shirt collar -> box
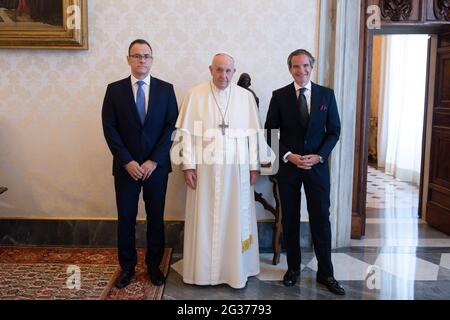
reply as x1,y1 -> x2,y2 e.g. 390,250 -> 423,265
294,80 -> 311,93
131,74 -> 151,86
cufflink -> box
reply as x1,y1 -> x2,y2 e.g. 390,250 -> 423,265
319,155 -> 324,164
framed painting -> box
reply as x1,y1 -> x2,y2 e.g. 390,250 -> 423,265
0,0 -> 87,49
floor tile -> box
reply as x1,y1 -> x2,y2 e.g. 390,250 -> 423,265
374,253 -> 440,281
257,254 -> 307,281
350,238 -> 450,247
171,254 -> 308,282
306,253 -> 373,281
440,254 -> 450,270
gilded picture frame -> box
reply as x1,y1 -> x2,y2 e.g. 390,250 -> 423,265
0,0 -> 87,49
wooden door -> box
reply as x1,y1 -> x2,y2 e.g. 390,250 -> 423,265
426,32 -> 450,235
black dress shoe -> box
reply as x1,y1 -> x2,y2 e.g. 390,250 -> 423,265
282,269 -> 300,287
317,276 -> 346,295
148,267 -> 165,286
115,270 -> 135,289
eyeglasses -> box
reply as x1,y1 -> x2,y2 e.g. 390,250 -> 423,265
129,54 -> 153,61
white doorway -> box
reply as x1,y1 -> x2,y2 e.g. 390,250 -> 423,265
366,34 -> 429,238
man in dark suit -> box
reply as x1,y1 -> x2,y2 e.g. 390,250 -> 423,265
265,49 -> 345,295
102,39 -> 178,289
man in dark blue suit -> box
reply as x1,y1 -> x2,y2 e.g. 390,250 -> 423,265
265,49 -> 345,295
102,39 -> 178,289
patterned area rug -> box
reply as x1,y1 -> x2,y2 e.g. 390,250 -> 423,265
100,248 -> 172,300
0,246 -> 172,300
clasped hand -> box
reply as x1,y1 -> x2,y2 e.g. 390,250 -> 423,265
125,160 -> 157,181
287,154 -> 321,170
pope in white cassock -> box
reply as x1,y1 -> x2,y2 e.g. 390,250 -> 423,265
174,53 -> 262,289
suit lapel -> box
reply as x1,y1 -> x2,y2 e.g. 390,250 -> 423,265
303,82 -> 320,137
145,77 -> 159,126
309,82 -> 320,120
287,82 -> 300,121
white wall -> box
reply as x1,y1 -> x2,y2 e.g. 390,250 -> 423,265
0,0 -> 319,220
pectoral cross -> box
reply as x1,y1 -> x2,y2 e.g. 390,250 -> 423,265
219,119 -> 229,135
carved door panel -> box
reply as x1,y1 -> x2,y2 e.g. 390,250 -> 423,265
380,0 -> 450,24
426,32 -> 450,235
430,0 -> 450,22
380,0 -> 421,22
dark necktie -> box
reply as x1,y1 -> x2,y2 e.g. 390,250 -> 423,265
136,80 -> 146,124
298,87 -> 309,127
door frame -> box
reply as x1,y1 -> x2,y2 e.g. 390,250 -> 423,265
351,1 -> 450,239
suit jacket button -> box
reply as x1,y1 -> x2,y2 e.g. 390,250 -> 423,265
304,140 -> 307,145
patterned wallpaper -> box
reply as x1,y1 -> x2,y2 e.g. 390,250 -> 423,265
0,0 -> 319,219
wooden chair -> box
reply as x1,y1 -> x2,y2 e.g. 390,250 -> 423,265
254,176 -> 282,265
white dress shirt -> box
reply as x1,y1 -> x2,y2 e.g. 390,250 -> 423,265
283,81 -> 312,163
131,74 -> 151,114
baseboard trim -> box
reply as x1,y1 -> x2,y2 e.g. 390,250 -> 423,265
0,219 -> 312,253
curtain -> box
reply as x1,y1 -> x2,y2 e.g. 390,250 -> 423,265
377,34 -> 429,185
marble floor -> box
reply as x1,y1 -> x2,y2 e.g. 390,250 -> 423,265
163,166 -> 450,300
